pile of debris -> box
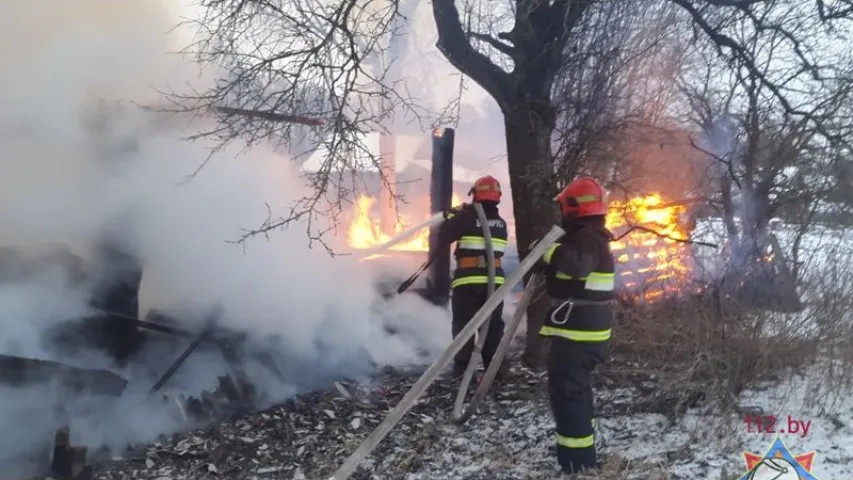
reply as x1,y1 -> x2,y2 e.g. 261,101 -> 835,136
84,352 -> 682,480
91,362 -> 551,480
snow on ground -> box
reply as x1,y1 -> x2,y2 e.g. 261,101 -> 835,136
92,219 -> 853,480
603,374 -> 853,479
93,349 -> 853,480
399,367 -> 853,479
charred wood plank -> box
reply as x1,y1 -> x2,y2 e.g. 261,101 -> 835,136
50,427 -> 92,480
0,355 -> 127,396
148,330 -> 210,394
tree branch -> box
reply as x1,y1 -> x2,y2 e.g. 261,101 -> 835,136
432,0 -> 514,106
614,225 -> 719,249
469,32 -> 517,57
214,106 -> 327,127
668,0 -> 847,147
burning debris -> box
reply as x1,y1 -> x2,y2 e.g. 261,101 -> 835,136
51,427 -> 94,480
0,247 -> 299,476
0,354 -> 127,397
605,193 -> 697,303
352,189 -> 703,304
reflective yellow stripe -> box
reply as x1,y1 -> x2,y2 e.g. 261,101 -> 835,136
451,275 -> 506,288
575,194 -> 599,204
542,243 -> 560,265
556,433 -> 594,449
458,236 -> 508,252
585,272 -> 615,291
553,271 -> 614,292
539,326 -> 611,342
458,236 -> 508,247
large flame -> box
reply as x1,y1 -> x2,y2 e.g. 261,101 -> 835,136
605,193 -> 693,302
348,193 -> 463,252
347,191 -> 694,302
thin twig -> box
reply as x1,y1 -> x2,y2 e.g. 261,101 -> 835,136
613,225 -> 718,249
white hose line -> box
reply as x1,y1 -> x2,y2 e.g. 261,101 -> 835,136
325,226 -> 565,480
455,271 -> 544,423
452,202 -> 495,418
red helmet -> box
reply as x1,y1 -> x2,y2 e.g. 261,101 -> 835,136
469,175 -> 502,203
554,176 -> 607,218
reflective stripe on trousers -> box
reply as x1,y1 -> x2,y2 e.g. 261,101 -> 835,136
556,432 -> 594,449
451,275 -> 506,289
548,338 -> 607,473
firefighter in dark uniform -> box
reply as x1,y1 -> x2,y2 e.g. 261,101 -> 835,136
439,175 -> 510,378
537,176 -> 615,477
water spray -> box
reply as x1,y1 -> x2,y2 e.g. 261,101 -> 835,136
354,213 -> 448,260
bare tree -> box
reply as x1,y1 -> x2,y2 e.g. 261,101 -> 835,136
552,2 -> 688,175
676,23 -> 853,310
431,0 -> 853,364
166,0 -> 441,249
175,0 -> 853,366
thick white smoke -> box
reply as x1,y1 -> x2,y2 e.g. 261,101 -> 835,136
0,0 -> 450,473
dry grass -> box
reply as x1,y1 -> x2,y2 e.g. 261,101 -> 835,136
576,455 -> 671,480
604,246 -> 853,420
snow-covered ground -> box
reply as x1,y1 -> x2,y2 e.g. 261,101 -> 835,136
499,301 -> 853,479
606,377 -> 853,479
90,218 -> 853,479
93,355 -> 853,480
403,378 -> 853,479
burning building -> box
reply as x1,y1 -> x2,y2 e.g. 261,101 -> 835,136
341,128 -> 700,305
348,190 -> 698,301
331,124 -> 706,306
348,192 -> 465,253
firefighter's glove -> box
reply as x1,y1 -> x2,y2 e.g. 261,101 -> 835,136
443,202 -> 469,220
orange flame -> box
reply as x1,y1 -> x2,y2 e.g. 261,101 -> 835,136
348,193 -> 463,252
605,193 -> 693,302
348,191 -> 694,302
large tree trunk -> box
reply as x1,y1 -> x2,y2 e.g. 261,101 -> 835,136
504,101 -> 559,368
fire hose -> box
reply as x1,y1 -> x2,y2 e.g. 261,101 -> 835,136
454,271 -> 545,423
375,204 -> 468,295
451,202 -> 496,419
325,225 -> 564,480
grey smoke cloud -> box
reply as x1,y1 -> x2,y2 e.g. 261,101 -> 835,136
0,0 -> 451,474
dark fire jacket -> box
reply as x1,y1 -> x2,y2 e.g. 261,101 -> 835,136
438,201 -> 509,289
536,216 -> 616,342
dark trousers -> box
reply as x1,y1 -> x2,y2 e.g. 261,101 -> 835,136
451,284 -> 504,373
547,336 -> 609,474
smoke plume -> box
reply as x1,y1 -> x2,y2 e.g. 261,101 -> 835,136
0,0 -> 450,473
